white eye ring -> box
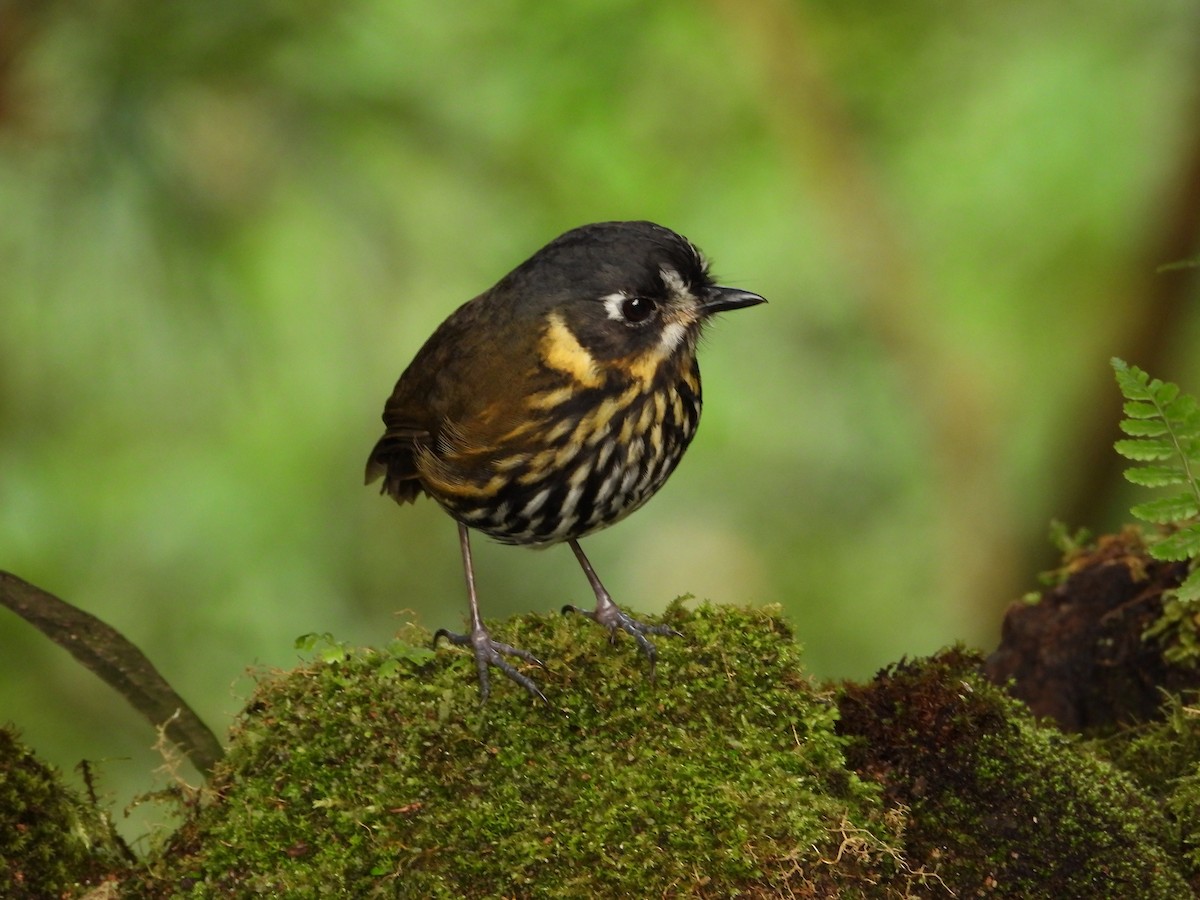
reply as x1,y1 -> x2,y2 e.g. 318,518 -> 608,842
601,292 -> 658,325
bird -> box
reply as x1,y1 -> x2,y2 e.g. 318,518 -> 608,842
366,220 -> 765,701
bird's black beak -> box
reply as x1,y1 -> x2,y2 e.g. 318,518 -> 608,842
700,286 -> 767,316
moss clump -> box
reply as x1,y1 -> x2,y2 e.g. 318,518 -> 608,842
1091,693 -> 1200,889
838,648 -> 1189,898
0,725 -> 128,898
132,602 -> 911,898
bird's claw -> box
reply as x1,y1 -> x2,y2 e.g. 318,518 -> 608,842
433,626 -> 547,704
561,603 -> 680,678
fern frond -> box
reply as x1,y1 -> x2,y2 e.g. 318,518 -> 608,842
1112,359 -> 1200,664
1111,358 -> 1200,559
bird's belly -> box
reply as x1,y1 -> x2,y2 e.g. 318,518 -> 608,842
431,378 -> 701,546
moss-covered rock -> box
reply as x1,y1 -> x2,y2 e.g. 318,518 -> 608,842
838,648 -> 1189,898
130,602 -> 909,898
0,725 -> 128,898
10,602 -> 1197,897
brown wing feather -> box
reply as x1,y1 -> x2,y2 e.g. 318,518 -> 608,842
365,292 -> 541,505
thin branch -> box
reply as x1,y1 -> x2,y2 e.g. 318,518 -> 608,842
0,570 -> 224,775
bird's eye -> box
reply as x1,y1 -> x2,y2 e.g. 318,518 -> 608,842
620,297 -> 657,324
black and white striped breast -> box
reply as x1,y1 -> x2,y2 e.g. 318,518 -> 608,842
440,364 -> 702,546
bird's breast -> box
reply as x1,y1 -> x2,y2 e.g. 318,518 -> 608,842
419,359 -> 702,545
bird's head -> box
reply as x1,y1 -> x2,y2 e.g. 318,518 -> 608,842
499,221 -> 766,389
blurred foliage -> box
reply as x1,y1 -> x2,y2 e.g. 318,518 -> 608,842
1,0 -> 1199,840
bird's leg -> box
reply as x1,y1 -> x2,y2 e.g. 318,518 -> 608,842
433,522 -> 547,704
562,539 -> 681,678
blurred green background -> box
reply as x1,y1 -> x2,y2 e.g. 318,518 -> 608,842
2,0 -> 1199,843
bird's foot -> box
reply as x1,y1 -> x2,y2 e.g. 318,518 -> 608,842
433,625 -> 547,704
561,601 -> 681,677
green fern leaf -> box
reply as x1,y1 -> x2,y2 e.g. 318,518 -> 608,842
1114,437 -> 1176,461
1123,400 -> 1162,420
1164,390 -> 1198,413
1131,495 -> 1200,524
1152,524 -> 1200,562
1124,466 -> 1187,488
1119,419 -> 1170,437
1154,382 -> 1181,404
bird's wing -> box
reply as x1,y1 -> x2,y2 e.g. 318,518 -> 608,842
366,298 -> 540,503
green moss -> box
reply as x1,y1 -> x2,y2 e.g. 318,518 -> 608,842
132,602 -> 908,897
0,725 -> 128,897
838,649 -> 1189,898
1091,693 -> 1200,884
117,610 -> 1196,897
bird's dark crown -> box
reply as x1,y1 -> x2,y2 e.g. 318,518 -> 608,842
493,221 -> 717,380
496,221 -> 710,305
